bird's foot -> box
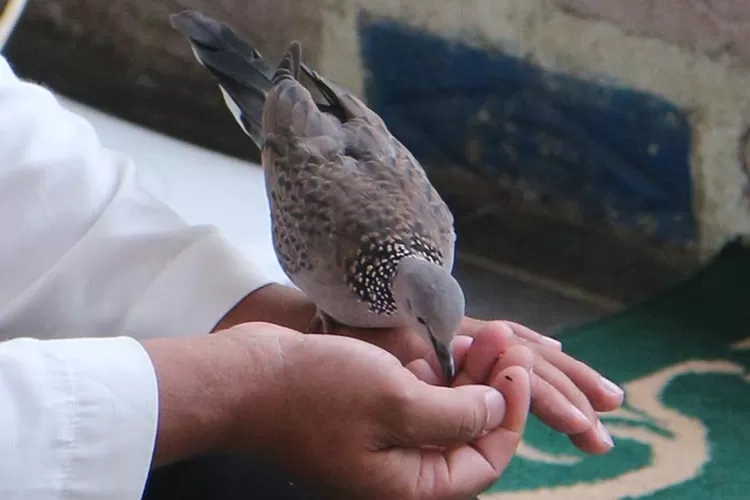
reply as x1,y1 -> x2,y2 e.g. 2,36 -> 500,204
307,309 -> 341,334
307,314 -> 323,334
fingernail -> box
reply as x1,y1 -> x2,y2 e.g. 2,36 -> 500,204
597,420 -> 614,448
484,389 -> 506,430
600,376 -> 625,398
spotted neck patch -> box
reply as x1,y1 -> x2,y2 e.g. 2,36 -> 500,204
346,233 -> 443,315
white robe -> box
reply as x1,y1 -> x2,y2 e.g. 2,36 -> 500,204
0,55 -> 273,499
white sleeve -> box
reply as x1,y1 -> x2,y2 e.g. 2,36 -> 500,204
0,335 -> 158,500
0,55 -> 273,341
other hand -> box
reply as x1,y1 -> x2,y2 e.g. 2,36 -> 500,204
334,317 -> 623,455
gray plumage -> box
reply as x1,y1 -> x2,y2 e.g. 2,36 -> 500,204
171,10 -> 465,381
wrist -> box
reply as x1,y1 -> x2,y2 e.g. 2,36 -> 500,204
212,283 -> 316,333
143,334 -> 246,466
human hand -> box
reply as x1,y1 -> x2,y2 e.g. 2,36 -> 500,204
213,284 -> 619,455
207,322 -> 532,499
335,317 -> 624,455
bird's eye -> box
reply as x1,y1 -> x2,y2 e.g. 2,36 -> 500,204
417,317 -> 426,325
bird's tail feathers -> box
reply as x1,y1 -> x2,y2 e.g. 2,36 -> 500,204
172,11 -> 384,146
271,41 -> 302,86
170,10 -> 275,148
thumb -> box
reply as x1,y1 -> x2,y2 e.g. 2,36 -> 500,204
388,382 -> 507,448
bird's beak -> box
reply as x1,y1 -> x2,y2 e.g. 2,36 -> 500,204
430,334 -> 456,384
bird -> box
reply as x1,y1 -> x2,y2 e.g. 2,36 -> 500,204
170,9 -> 466,382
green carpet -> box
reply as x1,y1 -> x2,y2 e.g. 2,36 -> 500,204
483,239 -> 750,499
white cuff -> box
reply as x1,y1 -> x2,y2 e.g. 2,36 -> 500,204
0,336 -> 158,499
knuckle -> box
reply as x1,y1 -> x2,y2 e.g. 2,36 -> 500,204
383,379 -> 414,409
456,402 -> 484,440
382,382 -> 420,433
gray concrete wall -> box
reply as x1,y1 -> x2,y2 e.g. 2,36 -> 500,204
315,0 -> 750,258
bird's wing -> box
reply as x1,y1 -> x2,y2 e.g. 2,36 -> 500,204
261,43 -> 344,157
301,62 -> 455,267
263,42 -> 456,276
301,55 -> 455,265
344,126 -> 456,270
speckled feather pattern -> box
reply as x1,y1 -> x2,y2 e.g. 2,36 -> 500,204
261,74 -> 456,323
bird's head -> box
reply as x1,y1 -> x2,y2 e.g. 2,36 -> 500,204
392,257 -> 465,383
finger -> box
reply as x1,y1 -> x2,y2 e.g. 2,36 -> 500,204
339,326 -> 430,365
426,366 -> 532,497
487,365 -> 532,433
531,357 -> 594,435
412,336 -> 474,386
406,358 -> 442,386
224,321 -> 300,338
540,348 -> 624,412
506,321 -> 562,350
487,344 -> 536,382
361,327 -> 476,370
451,328 -> 512,387
450,335 -> 475,373
454,342 -> 535,389
421,335 -> 476,384
458,316 -> 487,337
534,351 -> 617,454
570,419 -> 615,455
460,318 -> 562,351
386,382 -> 507,449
